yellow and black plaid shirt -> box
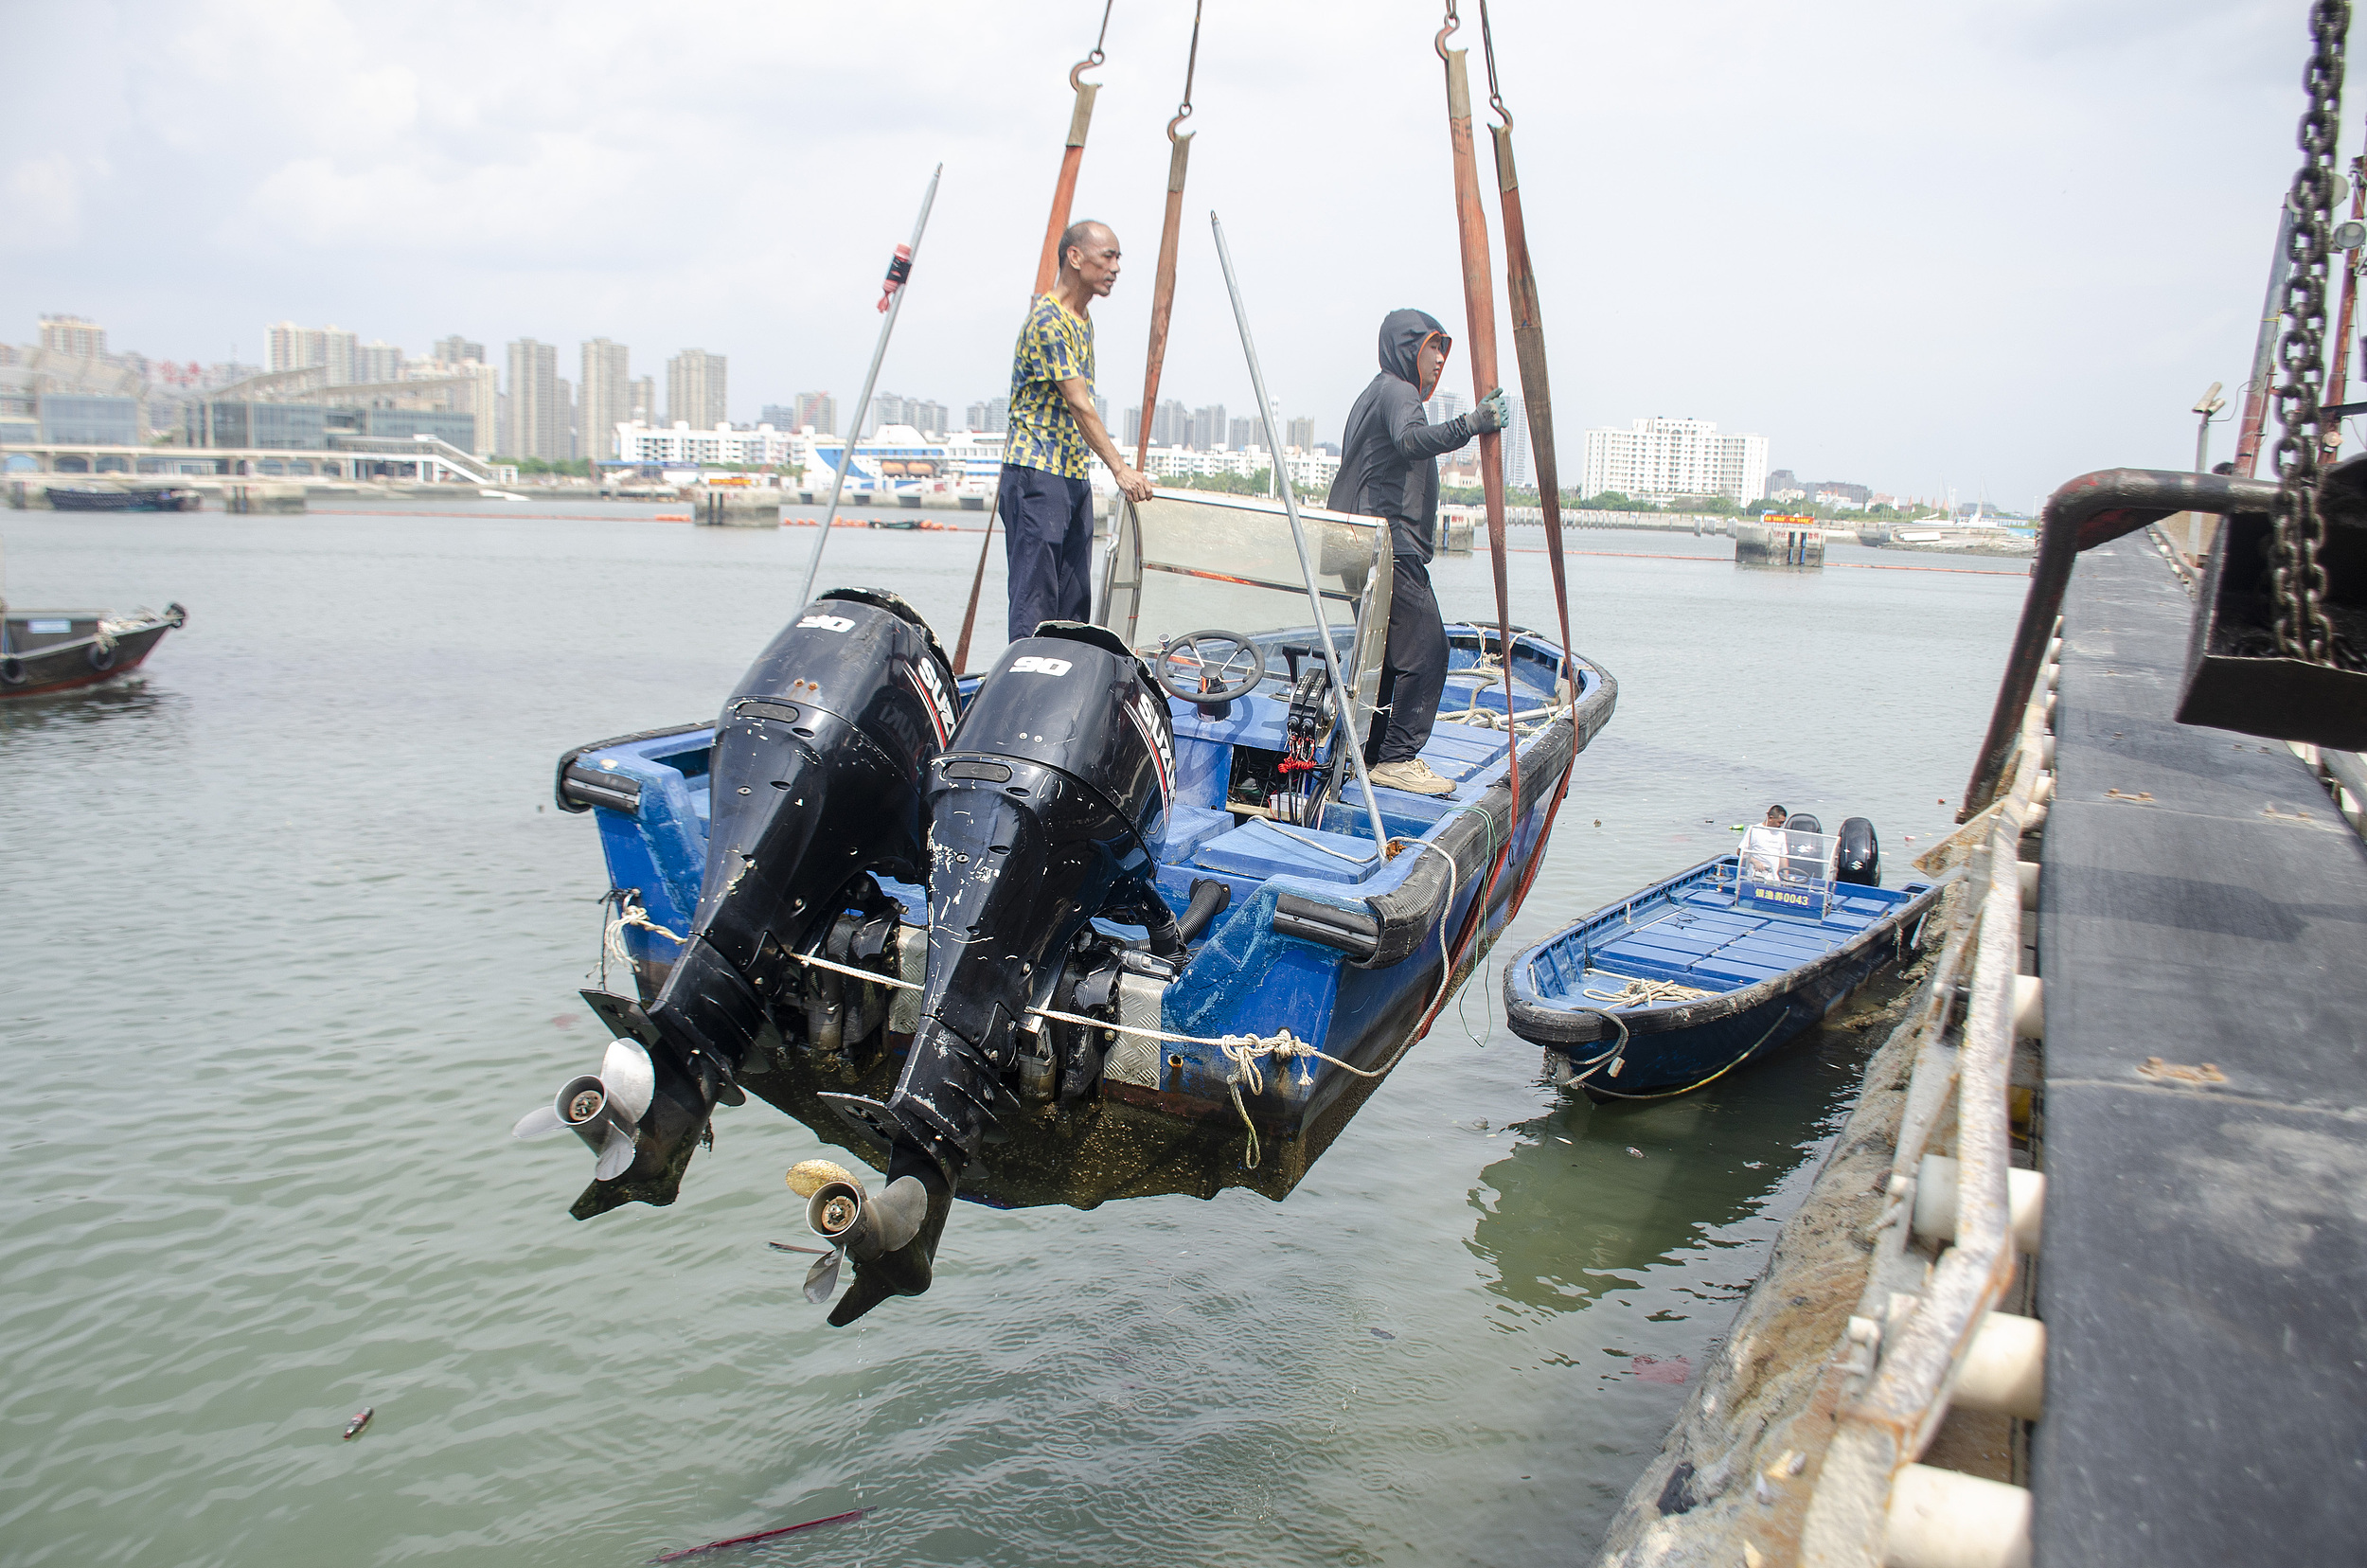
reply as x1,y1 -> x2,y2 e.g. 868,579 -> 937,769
1003,294 -> 1095,479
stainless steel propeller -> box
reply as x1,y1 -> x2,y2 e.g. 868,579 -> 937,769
510,1037 -> 657,1181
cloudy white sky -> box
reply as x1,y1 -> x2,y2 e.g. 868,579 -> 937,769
3,0 -> 2346,503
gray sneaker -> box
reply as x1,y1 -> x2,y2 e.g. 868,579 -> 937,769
1367,759 -> 1456,796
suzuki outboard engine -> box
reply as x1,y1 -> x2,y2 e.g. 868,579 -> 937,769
624,588 -> 957,1198
1836,816 -> 1880,885
822,623 -> 1175,1324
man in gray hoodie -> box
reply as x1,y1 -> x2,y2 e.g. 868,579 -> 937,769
1326,308 -> 1508,796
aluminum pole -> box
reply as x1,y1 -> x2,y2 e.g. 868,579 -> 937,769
795,164 -> 942,610
2233,203 -> 2297,479
1209,212 -> 1392,854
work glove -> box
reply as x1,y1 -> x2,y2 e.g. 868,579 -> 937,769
1470,386 -> 1511,434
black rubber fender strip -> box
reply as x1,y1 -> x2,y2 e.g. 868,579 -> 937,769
553,720 -> 708,812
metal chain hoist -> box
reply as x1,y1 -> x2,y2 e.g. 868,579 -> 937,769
2269,0 -> 2348,664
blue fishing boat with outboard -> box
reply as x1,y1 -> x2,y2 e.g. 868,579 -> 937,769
526,487 -> 1613,1323
1502,821 -> 1942,1099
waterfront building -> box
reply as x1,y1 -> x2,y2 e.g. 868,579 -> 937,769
667,350 -> 727,429
1136,442 -> 1341,493
579,340 -> 633,464
505,339 -> 562,460
267,322 -> 360,385
435,335 -> 485,365
39,315 -> 107,359
41,394 -> 141,446
614,419 -> 804,469
1579,416 -> 1769,505
183,400 -> 475,452
632,375 -> 658,427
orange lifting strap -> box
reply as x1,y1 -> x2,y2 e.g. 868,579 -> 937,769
1420,0 -> 1576,1033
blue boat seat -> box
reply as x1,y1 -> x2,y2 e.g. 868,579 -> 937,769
1193,818 -> 1384,886
1154,804 -> 1233,864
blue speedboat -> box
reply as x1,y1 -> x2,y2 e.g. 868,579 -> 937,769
1501,830 -> 1941,1099
529,489 -> 1615,1321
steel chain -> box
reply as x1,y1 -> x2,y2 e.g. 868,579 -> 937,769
2269,0 -> 2348,663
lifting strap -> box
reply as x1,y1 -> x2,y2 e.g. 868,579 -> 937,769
1477,0 -> 1576,923
953,2 -> 1114,674
1417,3 -> 1521,1037
1134,0 -> 1204,469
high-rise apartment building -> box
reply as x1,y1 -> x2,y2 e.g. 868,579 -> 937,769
1503,396 -> 1534,490
792,391 -> 838,435
353,341 -> 404,384
558,377 -> 578,460
865,393 -> 948,438
435,335 -> 485,365
1227,417 -> 1256,451
965,397 -> 1010,435
579,339 -> 632,463
1425,389 -> 1465,428
667,349 -> 727,428
267,322 -> 360,385
504,338 -> 561,459
631,376 -> 657,427
1189,404 -> 1225,452
1151,399 -> 1187,448
1286,416 -> 1315,453
1579,417 -> 1769,505
39,315 -> 106,358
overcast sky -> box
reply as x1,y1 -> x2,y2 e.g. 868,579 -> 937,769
4,0 -> 2349,504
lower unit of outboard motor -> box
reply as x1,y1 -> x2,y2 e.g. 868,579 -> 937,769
590,588 -> 955,1213
821,622 -> 1175,1324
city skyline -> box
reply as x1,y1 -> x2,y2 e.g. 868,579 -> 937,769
4,3 -> 2327,504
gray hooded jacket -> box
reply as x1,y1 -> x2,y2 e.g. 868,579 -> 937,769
1325,307 -> 1478,562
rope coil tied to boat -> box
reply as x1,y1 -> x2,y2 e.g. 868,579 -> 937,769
1581,977 -> 1713,1008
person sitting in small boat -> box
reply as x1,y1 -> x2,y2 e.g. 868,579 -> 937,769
1326,308 -> 1509,797
1740,805 -> 1790,881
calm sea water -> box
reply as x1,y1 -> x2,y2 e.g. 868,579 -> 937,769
0,499 -> 2022,1567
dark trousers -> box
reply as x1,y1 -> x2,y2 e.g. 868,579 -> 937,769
998,463 -> 1095,643
1366,555 -> 1449,766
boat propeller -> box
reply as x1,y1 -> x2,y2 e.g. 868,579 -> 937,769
510,1037 -> 657,1181
782,1158 -> 932,1311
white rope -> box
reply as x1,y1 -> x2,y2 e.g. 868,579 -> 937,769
1580,976 -> 1714,1007
603,895 -> 684,978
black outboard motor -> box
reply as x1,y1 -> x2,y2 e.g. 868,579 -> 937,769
630,588 -> 957,1195
1836,816 -> 1880,885
823,622 -> 1175,1324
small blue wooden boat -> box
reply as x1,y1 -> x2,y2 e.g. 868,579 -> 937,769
1502,836 -> 1941,1099
530,489 -> 1615,1321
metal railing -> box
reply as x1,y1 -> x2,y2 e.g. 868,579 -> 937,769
1797,622 -> 2057,1568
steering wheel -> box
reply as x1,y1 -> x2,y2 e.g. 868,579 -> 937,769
1153,630 -> 1267,704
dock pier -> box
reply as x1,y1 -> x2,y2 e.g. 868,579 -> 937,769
1592,525 -> 2367,1566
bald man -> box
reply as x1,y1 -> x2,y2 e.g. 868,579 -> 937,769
998,219 -> 1154,643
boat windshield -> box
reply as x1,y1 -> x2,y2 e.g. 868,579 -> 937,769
1095,489 -> 1391,695
1734,828 -> 1840,919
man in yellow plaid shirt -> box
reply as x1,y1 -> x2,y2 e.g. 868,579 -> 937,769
999,219 -> 1154,643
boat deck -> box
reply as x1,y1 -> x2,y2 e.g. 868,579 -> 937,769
2034,540 -> 2367,1563
1528,873 -> 1914,1003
